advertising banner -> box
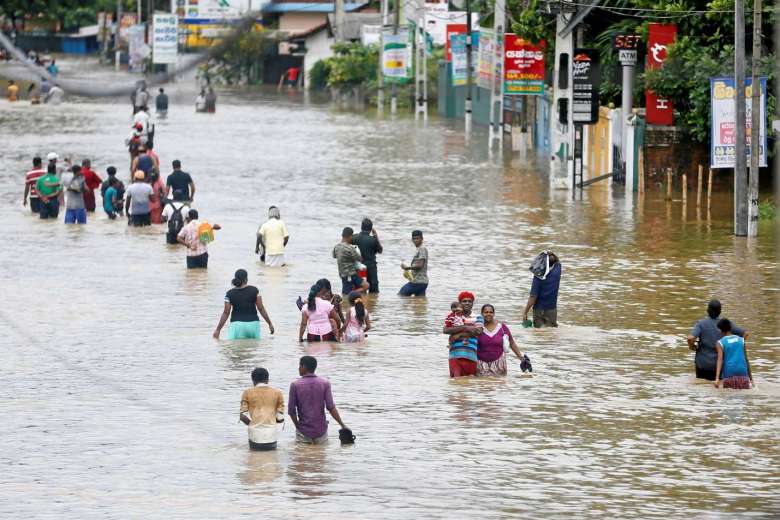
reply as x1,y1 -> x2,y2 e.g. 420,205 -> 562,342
184,0 -> 246,20
449,32 -> 478,86
119,13 -> 138,48
710,77 -> 767,168
153,14 -> 178,64
382,30 -> 412,83
450,32 -> 468,86
503,35 -> 545,95
572,48 -> 599,124
128,24 -> 149,72
476,28 -> 495,90
645,23 -> 676,125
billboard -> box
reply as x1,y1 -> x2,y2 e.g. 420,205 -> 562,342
153,14 -> 178,64
476,28 -> 494,90
710,77 -> 767,169
184,0 -> 249,20
504,35 -> 545,95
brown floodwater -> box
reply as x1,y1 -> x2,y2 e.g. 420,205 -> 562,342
0,58 -> 778,518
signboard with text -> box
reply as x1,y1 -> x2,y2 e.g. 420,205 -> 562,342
476,28 -> 495,90
382,30 -> 412,83
645,23 -> 676,125
503,35 -> 545,95
153,14 -> 178,64
572,48 -> 599,124
449,33 -> 477,86
710,77 -> 767,168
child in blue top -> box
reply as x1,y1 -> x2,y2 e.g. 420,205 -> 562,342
714,319 -> 753,390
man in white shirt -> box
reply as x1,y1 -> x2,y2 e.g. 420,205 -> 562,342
256,206 -> 289,267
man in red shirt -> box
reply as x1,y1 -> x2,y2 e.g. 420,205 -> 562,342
80,159 -> 103,212
23,157 -> 46,213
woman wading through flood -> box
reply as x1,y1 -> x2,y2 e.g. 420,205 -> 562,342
213,269 -> 275,340
476,304 -> 530,376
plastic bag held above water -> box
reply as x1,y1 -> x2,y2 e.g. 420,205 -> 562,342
530,251 -> 551,280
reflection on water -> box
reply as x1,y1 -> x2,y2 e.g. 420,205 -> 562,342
0,60 -> 778,518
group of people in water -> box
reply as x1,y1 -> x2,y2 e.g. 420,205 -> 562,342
14,76 -> 758,454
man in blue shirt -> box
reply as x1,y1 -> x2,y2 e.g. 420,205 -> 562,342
687,299 -> 749,381
523,252 -> 561,328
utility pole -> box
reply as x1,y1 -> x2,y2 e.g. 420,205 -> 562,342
137,0 -> 142,23
488,0 -> 505,151
377,0 -> 388,113
334,0 -> 345,42
734,0 -> 748,236
748,0 -> 762,237
390,0 -> 400,114
414,0 -> 427,120
464,0 -> 473,134
116,0 -> 123,71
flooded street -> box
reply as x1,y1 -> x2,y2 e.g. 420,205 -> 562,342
1,60 -> 779,518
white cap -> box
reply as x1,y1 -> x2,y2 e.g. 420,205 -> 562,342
46,152 -> 58,161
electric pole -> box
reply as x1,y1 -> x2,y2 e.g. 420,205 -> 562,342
391,0 -> 400,114
748,0 -> 762,237
734,0 -> 748,236
465,0 -> 473,133
377,0 -> 388,113
116,0 -> 123,70
334,0 -> 345,42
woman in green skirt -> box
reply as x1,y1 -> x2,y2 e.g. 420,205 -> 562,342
213,269 -> 275,340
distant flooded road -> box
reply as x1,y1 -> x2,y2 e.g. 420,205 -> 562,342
1,59 -> 778,518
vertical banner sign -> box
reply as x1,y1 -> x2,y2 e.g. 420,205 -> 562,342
645,23 -> 676,125
382,30 -> 411,83
476,28 -> 495,89
710,77 -> 768,168
119,13 -> 138,48
153,14 -> 178,64
572,48 -> 599,124
445,23 -> 466,62
503,35 -> 545,95
128,24 -> 148,72
450,33 -> 468,86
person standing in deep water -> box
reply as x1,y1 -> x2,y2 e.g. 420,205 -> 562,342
333,227 -> 369,295
155,87 -> 168,117
523,251 -> 561,327
256,206 -> 289,267
352,218 -> 383,293
688,299 -> 749,381
714,319 -> 753,389
213,269 -> 274,340
399,230 -> 428,297
288,356 -> 349,444
239,367 -> 285,451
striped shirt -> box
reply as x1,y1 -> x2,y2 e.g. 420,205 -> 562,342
25,168 -> 46,197
448,315 -> 483,362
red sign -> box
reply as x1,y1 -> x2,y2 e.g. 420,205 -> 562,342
503,35 -> 545,95
446,24 -> 466,62
645,23 -> 677,125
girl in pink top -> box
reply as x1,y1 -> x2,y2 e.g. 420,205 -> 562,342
299,282 -> 341,342
343,291 -> 371,342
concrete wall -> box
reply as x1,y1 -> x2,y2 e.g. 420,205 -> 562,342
304,29 -> 334,89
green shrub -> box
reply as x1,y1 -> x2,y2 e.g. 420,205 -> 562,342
309,59 -> 332,90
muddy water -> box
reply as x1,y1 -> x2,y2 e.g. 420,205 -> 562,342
0,60 -> 778,518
